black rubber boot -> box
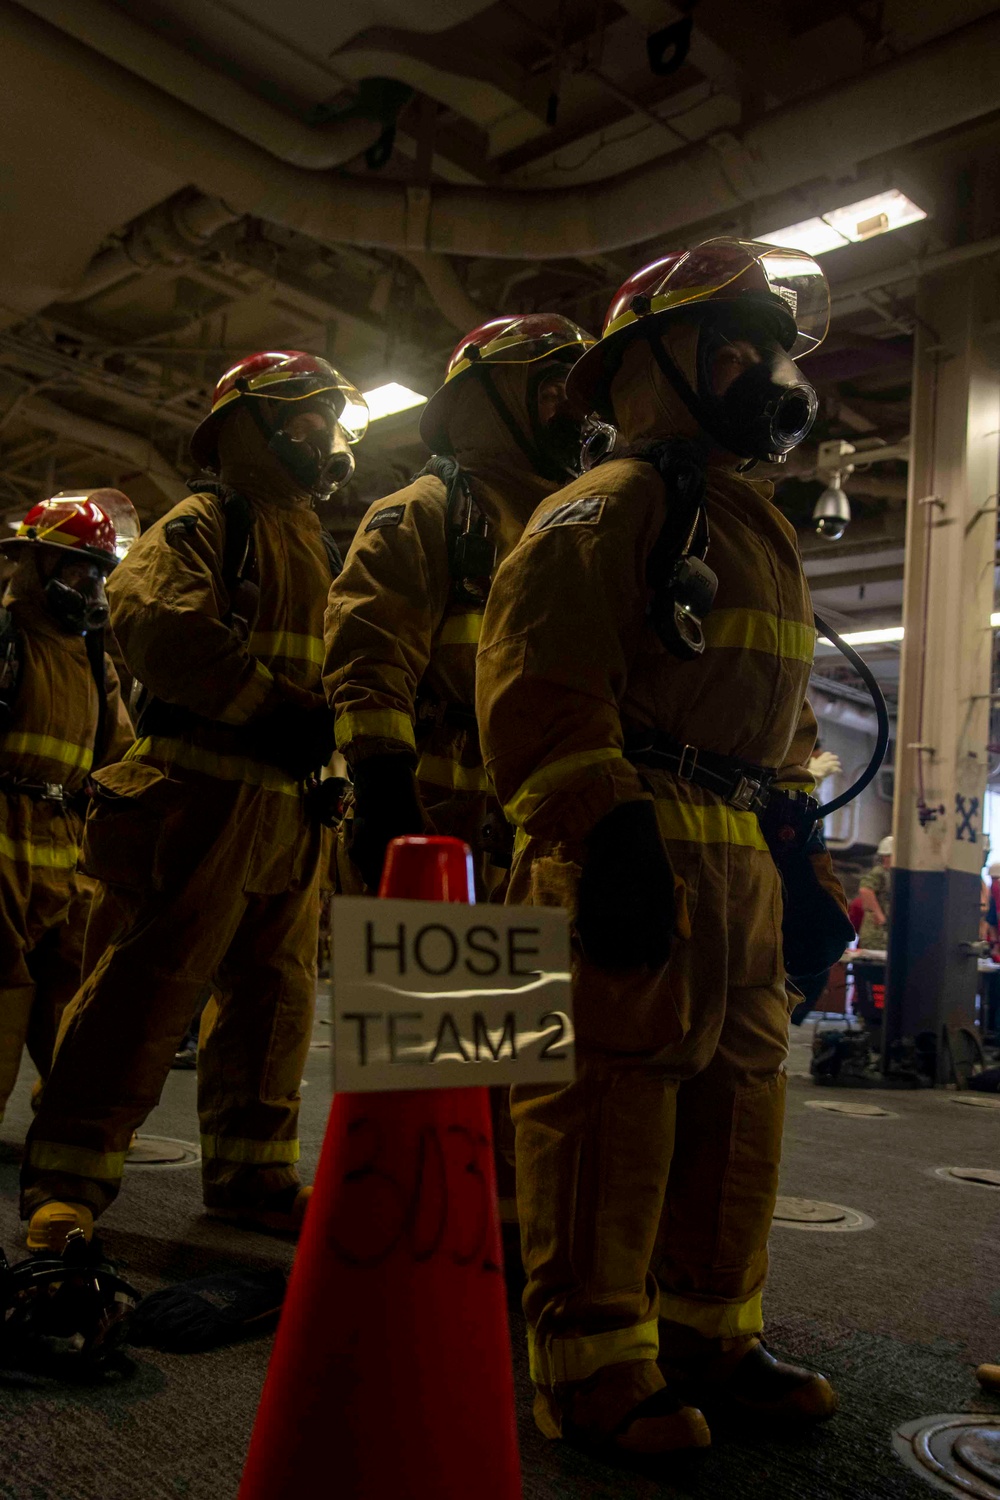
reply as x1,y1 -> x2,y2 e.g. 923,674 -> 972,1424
659,1325 -> 838,1426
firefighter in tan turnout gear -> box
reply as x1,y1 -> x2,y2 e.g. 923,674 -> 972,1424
323,314 -> 594,896
0,492 -> 134,1126
22,350 -> 367,1250
476,240 -> 852,1458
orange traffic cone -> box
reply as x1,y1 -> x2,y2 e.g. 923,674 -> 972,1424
238,836 -> 522,1500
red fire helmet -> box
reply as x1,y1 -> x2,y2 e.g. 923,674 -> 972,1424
0,489 -> 139,570
419,313 -> 595,453
566,237 -> 831,418
190,350 -> 369,469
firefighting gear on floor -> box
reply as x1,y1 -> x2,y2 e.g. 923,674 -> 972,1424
476,239 -> 851,1454
0,493 -> 134,1127
323,313 -> 594,896
20,351 -> 365,1248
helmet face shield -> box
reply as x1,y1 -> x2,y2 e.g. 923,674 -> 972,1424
645,239 -> 830,358
53,489 -> 140,561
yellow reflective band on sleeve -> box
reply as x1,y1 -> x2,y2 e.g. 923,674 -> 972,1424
28,1139 -> 128,1181
658,1290 -> 764,1340
703,609 -> 816,664
417,752 -> 491,793
3,732 -> 93,773
126,737 -> 300,796
334,708 -> 416,751
0,830 -> 80,869
437,613 -> 483,647
527,1317 -> 659,1386
249,630 -> 325,666
199,1134 -> 300,1165
654,797 -> 769,851
504,748 -> 623,828
217,660 -> 275,727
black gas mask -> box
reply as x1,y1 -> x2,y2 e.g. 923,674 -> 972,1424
257,397 -> 356,499
647,297 -> 818,464
42,557 -> 110,635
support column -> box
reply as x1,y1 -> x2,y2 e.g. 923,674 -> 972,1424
886,261 -> 1000,1082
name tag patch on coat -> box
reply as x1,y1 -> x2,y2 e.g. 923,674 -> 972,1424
532,496 -> 607,533
365,504 -> 405,533
164,516 -> 198,545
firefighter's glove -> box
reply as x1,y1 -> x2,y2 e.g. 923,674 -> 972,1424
251,700 -> 336,781
306,775 -> 350,828
129,1268 -> 286,1354
349,753 -> 424,891
576,799 -> 675,972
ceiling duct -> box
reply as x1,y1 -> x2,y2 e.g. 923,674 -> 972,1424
4,0 -> 1000,264
22,396 -> 187,498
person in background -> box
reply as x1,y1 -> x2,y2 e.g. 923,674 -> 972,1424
21,351 -> 363,1251
857,835 -> 893,950
0,492 -> 134,1129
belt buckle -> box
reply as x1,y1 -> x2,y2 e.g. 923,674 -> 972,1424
729,774 -> 764,813
42,782 -> 65,805
677,743 -> 699,780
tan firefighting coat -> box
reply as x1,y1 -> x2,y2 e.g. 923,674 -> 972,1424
0,557 -> 132,1119
323,362 -> 564,885
475,330 -> 849,1424
23,410 -> 333,1218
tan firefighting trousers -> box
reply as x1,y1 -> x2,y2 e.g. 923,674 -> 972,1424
0,797 -> 94,1122
509,774 -> 790,1402
22,757 -> 322,1218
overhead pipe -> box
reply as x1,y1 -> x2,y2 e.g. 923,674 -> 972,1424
61,193 -> 241,304
399,249 -> 484,333
5,0 -> 1000,261
15,0 -> 383,172
23,396 -> 187,498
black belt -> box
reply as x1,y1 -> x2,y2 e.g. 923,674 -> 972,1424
0,774 -> 70,808
624,730 -> 776,815
415,694 -> 478,734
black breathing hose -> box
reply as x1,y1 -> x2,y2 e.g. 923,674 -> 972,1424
812,612 -> 891,819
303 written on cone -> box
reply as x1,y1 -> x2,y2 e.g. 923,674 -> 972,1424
331,896 -> 574,1092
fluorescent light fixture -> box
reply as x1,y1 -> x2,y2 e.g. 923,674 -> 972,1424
758,218 -> 847,258
760,189 -> 927,258
822,189 -> 926,244
817,612 -> 1000,650
362,382 -> 427,422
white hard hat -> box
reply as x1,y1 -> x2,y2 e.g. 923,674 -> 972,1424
989,862 -> 1000,878
877,835 -> 894,857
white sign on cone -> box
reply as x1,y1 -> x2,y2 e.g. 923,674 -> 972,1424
331,897 -> 574,1093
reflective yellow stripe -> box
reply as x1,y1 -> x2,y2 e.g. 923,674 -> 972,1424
654,797 -> 768,850
249,630 -> 324,665
335,709 -> 416,751
658,1290 -> 764,1340
0,830 -> 80,868
527,1317 -> 659,1386
3,732 -> 92,773
28,1139 -> 127,1181
703,609 -> 816,664
126,737 -> 300,796
437,613 -> 482,647
199,1134 -> 300,1165
504,748 -> 623,828
417,752 -> 491,793
216,660 -> 274,727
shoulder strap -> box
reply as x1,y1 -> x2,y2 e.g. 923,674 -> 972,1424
219,489 -> 254,593
619,439 -> 718,660
320,529 -> 343,580
0,606 -> 21,733
415,455 -> 496,603
84,627 -> 108,758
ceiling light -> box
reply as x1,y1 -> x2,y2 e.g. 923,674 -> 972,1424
760,188 -> 927,258
362,382 -> 427,422
822,189 -> 927,244
817,613 -> 1000,650
758,218 -> 847,257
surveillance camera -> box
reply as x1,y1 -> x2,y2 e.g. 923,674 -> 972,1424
813,482 -> 851,541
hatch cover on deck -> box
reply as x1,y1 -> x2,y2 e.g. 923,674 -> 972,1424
934,1166 -> 1000,1188
804,1099 -> 894,1117
126,1135 -> 200,1168
771,1195 -> 874,1231
895,1415 -> 1000,1498
953,1094 -> 1000,1111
